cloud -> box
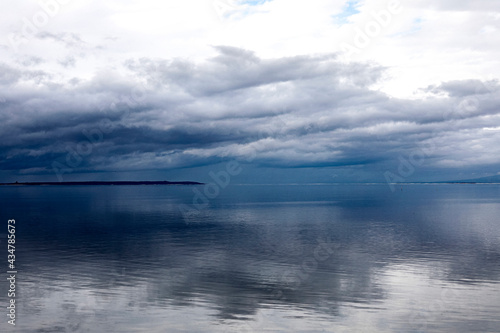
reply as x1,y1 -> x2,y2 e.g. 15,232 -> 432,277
424,80 -> 499,97
0,45 -> 499,182
417,0 -> 500,11
36,31 -> 85,48
0,62 -> 23,85
0,0 -> 499,181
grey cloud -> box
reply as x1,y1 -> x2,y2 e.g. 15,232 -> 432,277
22,69 -> 53,84
1,46 -> 500,180
36,31 -> 85,49
59,56 -> 77,68
424,79 -> 499,97
19,56 -> 44,67
0,63 -> 21,85
418,0 -> 500,11
125,47 -> 378,97
0,62 -> 54,86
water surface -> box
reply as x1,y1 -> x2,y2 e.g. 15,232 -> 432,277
1,184 -> 499,332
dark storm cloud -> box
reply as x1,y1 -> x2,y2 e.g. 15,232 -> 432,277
1,46 -> 500,178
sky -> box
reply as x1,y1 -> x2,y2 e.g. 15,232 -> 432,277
0,0 -> 499,183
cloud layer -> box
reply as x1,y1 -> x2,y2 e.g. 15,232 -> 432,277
0,45 -> 499,182
0,0 -> 499,182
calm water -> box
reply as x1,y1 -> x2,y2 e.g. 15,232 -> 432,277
0,184 -> 500,332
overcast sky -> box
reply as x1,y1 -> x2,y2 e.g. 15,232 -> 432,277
1,0 -> 499,183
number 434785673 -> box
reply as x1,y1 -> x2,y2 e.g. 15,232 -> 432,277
7,219 -> 15,270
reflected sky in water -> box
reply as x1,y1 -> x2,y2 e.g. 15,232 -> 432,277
1,184 -> 500,332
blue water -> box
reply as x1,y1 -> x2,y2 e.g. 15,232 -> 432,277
1,184 -> 499,332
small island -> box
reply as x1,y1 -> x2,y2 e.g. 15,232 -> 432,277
0,181 -> 204,186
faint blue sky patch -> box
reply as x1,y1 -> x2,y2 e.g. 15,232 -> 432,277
240,0 -> 272,6
412,17 -> 423,32
332,1 -> 361,26
213,0 -> 271,21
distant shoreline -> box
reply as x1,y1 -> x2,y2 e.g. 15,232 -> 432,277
1,181 -> 499,187
0,181 -> 204,186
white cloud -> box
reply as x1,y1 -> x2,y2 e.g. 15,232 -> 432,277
2,0 -> 498,97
